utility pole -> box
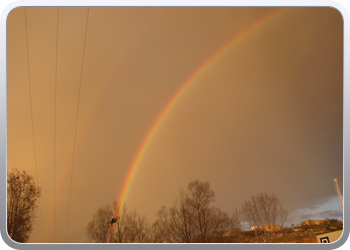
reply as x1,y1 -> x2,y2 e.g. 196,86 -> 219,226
334,178 -> 343,211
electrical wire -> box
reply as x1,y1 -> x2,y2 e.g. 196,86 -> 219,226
65,7 -> 90,242
24,7 -> 45,243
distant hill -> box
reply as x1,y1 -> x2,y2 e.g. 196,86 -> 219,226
224,219 -> 343,243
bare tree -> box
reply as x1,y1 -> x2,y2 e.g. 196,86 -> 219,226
154,180 -> 235,243
155,203 -> 194,243
231,208 -> 242,232
87,202 -> 152,243
184,180 -> 215,242
85,204 -> 113,243
150,219 -> 167,243
7,168 -> 41,243
86,201 -> 127,243
278,206 -> 288,229
122,210 -> 151,243
217,208 -> 243,243
240,192 -> 288,243
202,206 -> 234,243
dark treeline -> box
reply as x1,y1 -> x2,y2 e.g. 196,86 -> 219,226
85,180 -> 288,243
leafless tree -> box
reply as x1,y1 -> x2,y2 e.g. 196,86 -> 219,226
202,206 -> 234,243
240,192 -> 288,243
150,219 -> 167,243
86,201 -> 127,243
155,203 -> 193,243
7,168 -> 41,243
122,209 -> 151,243
87,201 -> 152,243
154,180 -> 235,243
217,208 -> 243,243
231,208 -> 242,232
85,204 -> 113,243
278,205 -> 288,229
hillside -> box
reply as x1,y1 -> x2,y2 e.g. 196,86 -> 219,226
227,219 -> 343,243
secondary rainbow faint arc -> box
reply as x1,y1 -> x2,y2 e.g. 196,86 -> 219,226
117,7 -> 289,215
43,8 -> 166,241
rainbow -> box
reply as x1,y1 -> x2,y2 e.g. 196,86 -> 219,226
116,7 -> 290,217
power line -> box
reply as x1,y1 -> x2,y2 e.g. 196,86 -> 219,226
24,7 -> 45,243
65,7 -> 90,242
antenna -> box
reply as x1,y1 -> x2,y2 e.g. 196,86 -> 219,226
333,178 -> 343,211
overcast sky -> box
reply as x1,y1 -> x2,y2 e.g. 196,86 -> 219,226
7,7 -> 343,243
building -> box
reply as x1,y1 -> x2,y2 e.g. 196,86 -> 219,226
301,220 -> 325,226
251,224 -> 281,231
